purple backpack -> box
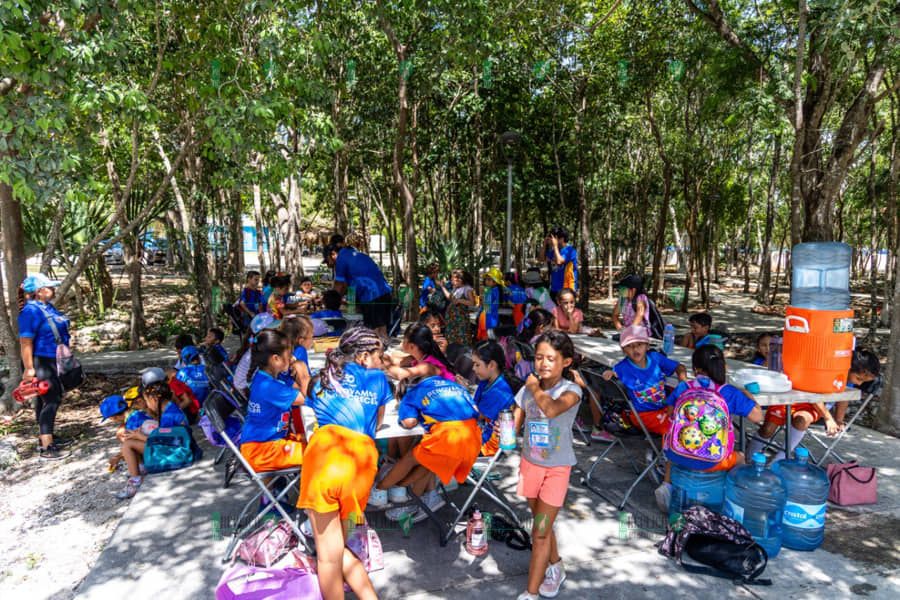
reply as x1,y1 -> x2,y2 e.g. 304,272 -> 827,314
665,378 -> 734,470
216,564 -> 321,600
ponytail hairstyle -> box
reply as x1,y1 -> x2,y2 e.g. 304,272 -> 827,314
248,329 -> 291,385
280,315 -> 314,345
17,285 -> 29,310
402,322 -> 454,374
142,381 -> 174,420
319,326 -> 385,391
474,341 -> 523,393
692,344 -> 727,385
518,308 -> 554,342
533,330 -> 577,381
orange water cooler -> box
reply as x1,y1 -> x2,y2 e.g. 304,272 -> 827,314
782,306 -> 854,393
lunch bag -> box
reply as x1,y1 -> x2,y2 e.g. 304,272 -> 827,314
666,378 -> 734,470
143,426 -> 200,474
659,505 -> 770,585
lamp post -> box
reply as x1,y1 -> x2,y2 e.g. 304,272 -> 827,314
499,131 -> 522,272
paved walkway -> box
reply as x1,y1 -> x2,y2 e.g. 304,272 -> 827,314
74,420 -> 900,599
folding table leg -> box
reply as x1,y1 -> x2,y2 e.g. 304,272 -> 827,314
812,394 -> 874,466
441,450 -> 504,546
784,404 -> 793,459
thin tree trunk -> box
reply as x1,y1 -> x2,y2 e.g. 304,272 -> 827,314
228,188 -> 244,300
41,200 -> 66,275
124,234 -> 144,350
758,136 -> 782,302
877,251 -> 900,434
788,0 -> 808,246
0,185 -> 27,323
0,215 -> 21,412
252,183 -> 267,273
155,130 -> 193,267
647,91 -> 672,300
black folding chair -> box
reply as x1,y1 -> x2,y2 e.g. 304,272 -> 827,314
580,367 -> 664,511
205,395 -> 309,561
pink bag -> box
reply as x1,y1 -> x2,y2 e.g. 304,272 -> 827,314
826,461 -> 877,506
233,519 -> 298,567
346,523 -> 384,573
216,564 -> 321,600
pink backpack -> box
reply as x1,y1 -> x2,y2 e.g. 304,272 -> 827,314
665,378 -> 734,470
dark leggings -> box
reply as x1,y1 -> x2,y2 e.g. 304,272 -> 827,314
33,355 -> 63,437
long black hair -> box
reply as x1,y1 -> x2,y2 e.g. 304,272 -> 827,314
692,344 -> 727,384
518,308 -> 554,342
474,341 -> 523,393
403,322 -> 454,374
850,349 -> 880,377
532,330 -> 577,381
248,329 -> 291,385
618,274 -> 646,311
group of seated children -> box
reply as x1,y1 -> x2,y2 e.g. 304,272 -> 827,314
237,269 -> 324,323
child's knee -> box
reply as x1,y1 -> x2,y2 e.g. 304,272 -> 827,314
758,423 -> 776,437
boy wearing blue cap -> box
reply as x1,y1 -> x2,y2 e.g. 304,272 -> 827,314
100,395 -> 130,472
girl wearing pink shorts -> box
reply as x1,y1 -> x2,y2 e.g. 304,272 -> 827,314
513,331 -> 582,600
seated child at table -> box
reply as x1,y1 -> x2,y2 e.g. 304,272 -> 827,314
472,341 -> 520,456
655,345 -> 763,511
176,345 -> 210,406
551,288 -> 599,335
240,330 -> 307,472
751,332 -> 772,366
420,262 -> 441,313
747,348 -> 880,462
280,315 -> 314,395
310,289 -> 346,337
173,333 -> 195,370
267,273 -> 302,319
600,325 -> 687,435
385,322 -> 456,383
299,327 -> 390,600
419,309 -> 448,354
680,312 -> 712,349
379,375 -> 481,523
295,277 -> 321,312
513,330 -> 582,600
115,382 -> 188,499
201,326 -> 229,364
237,270 -> 264,327
522,268 -> 556,314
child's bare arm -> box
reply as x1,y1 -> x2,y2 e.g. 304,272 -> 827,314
833,401 -> 849,426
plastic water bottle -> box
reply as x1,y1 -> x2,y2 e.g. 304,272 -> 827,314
724,453 -> 786,558
499,410 -> 516,450
772,447 -> 829,551
791,242 -> 852,310
767,336 -> 782,372
662,324 -> 675,355
465,508 -> 488,556
669,465 -> 727,517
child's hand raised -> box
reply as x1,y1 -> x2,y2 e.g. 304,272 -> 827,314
525,373 -> 541,389
601,369 -> 616,381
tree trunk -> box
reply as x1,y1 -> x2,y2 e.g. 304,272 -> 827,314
758,136 -> 782,302
191,188 -> 214,330
252,183 -> 267,274
575,83 -> 591,309
0,185 -> 27,324
647,92 -> 672,301
124,234 -> 144,350
40,199 -> 66,275
877,251 -> 900,434
0,214 -> 21,413
228,188 -> 244,300
155,131 -> 193,268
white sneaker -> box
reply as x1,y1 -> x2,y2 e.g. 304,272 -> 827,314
368,486 -> 389,509
388,486 -> 409,504
422,489 -> 446,514
538,560 -> 566,598
516,592 -> 539,600
655,482 -> 672,514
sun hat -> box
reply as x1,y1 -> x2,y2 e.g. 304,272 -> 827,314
99,395 -> 128,421
619,325 -> 652,348
484,267 -> 504,286
140,367 -> 167,388
22,273 -> 61,294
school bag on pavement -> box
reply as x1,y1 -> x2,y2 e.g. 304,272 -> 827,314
143,425 -> 202,474
659,505 -> 771,585
216,563 -> 322,600
665,378 -> 734,470
233,519 -> 299,568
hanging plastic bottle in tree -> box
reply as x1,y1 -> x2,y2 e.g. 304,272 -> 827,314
400,58 -> 414,81
482,59 -> 493,89
346,59 -> 357,88
211,59 -> 222,87
617,59 -> 629,86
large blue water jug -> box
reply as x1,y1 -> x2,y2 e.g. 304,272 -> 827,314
669,465 -> 726,517
772,447 -> 829,551
791,242 -> 852,310
724,453 -> 786,558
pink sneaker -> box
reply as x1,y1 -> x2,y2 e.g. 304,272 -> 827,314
539,561 -> 566,597
591,427 -> 615,443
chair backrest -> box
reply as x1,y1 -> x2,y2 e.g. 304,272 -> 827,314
205,390 -> 241,432
580,367 -> 631,404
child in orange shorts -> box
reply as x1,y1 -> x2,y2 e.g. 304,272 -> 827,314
379,376 -> 481,524
299,327 -> 392,600
240,329 -> 307,472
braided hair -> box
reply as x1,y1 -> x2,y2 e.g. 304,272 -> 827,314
320,326 -> 385,391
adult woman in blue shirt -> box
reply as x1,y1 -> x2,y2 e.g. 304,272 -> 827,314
17,274 -> 70,460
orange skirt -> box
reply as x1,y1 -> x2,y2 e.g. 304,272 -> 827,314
297,425 -> 378,524
240,433 -> 305,472
413,419 -> 481,485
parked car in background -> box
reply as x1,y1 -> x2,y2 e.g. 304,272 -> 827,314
102,241 -> 124,265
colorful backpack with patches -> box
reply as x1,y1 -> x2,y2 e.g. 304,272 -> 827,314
665,377 -> 733,470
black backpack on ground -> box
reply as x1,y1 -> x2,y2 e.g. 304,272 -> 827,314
658,505 -> 771,585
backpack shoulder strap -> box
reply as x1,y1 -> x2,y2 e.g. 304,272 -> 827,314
35,303 -> 63,345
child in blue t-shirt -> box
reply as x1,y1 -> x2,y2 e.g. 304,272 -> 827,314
241,329 -> 308,473
279,315 -> 314,396
379,376 -> 481,524
477,268 -> 504,341
471,341 -> 518,456
237,270 -> 264,327
751,332 -> 771,366
176,346 -> 210,405
116,382 -> 188,499
201,327 -> 229,364
310,289 -> 346,337
420,262 -> 440,313
601,325 -> 687,435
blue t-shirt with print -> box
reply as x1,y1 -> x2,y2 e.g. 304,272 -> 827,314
125,410 -> 151,431
505,283 -> 527,306
176,364 -> 210,405
546,244 -> 578,293
160,401 -> 189,427
420,276 -> 437,308
667,376 -> 757,417
17,300 -> 70,359
307,363 -> 392,438
614,351 -> 679,413
399,376 -> 478,430
333,247 -> 392,303
242,370 -> 300,444
293,345 -> 309,368
473,376 -> 516,444
240,287 -> 265,314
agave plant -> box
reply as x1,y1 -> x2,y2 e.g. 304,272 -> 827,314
420,238 -> 462,279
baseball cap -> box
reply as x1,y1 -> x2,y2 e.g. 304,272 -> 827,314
180,345 -> 201,364
619,325 -> 651,348
22,273 -> 61,294
140,367 -> 166,388
99,394 -> 128,421
123,385 -> 140,401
